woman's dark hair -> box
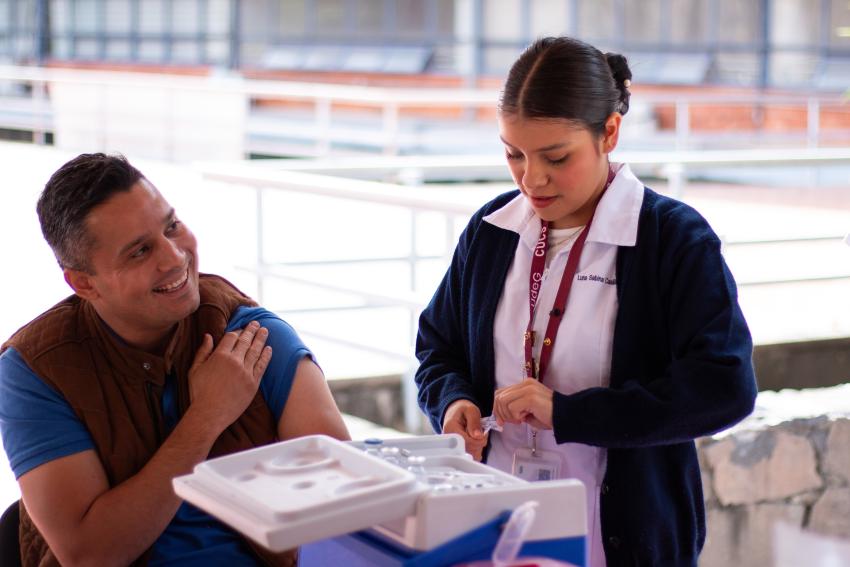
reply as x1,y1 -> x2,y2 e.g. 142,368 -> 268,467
37,153 -> 144,273
500,36 -> 632,136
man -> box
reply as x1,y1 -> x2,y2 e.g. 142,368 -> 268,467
0,153 -> 350,566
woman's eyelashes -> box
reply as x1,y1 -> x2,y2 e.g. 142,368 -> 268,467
504,151 -> 568,166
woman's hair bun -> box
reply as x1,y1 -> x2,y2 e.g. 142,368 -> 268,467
605,52 -> 632,115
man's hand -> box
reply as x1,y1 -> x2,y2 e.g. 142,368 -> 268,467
493,378 -> 554,430
442,399 -> 488,461
188,320 -> 272,431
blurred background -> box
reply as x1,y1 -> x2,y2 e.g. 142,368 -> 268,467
1,1 -> 850,565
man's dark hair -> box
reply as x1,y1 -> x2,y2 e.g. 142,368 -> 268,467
500,36 -> 633,136
37,153 -> 144,273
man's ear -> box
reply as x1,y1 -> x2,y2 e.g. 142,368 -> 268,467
64,268 -> 99,301
601,112 -> 622,154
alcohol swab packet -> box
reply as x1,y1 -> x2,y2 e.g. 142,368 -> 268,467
481,415 -> 503,433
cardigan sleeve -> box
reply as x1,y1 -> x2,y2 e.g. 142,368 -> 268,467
552,236 -> 757,448
415,217 -> 481,433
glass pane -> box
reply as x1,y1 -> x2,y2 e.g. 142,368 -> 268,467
206,38 -> 228,63
74,0 -> 98,33
484,45 -> 523,76
278,0 -> 307,36
105,0 -> 132,33
105,40 -> 132,60
0,1 -> 8,32
172,40 -> 200,62
397,0 -> 426,35
140,0 -> 165,34
578,0 -> 615,41
483,0 -> 522,41
436,0 -> 454,36
712,52 -> 759,85
52,37 -> 72,58
356,0 -> 383,35
16,0 -> 35,29
316,0 -> 345,32
830,0 -> 850,48
717,0 -> 760,44
531,0 -> 571,38
139,40 -> 165,61
173,0 -> 201,34
50,0 -> 70,33
671,0 -> 708,44
771,0 -> 819,46
75,38 -> 98,58
624,0 -> 660,43
207,0 -> 230,34
769,52 -> 818,86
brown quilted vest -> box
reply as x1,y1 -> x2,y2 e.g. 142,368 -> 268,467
2,274 -> 296,566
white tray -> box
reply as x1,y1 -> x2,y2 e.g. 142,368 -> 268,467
173,434 -> 586,553
173,435 -> 419,551
359,437 -> 586,550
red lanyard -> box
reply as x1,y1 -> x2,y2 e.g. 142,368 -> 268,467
523,168 -> 615,384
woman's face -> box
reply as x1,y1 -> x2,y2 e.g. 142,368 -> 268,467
497,113 -> 620,229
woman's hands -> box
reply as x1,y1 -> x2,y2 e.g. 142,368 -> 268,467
442,399 -> 488,461
493,378 -> 554,430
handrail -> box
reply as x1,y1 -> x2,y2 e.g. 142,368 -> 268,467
2,65 -> 850,158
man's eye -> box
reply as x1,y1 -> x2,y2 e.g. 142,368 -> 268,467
131,246 -> 149,258
166,220 -> 181,233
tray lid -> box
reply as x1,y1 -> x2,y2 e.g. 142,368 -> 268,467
173,435 -> 426,552
350,432 -> 469,458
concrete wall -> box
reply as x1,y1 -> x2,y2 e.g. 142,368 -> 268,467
698,384 -> 850,566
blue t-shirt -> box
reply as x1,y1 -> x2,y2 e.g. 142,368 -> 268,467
0,306 -> 311,566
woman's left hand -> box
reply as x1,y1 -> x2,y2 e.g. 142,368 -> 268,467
493,378 -> 554,430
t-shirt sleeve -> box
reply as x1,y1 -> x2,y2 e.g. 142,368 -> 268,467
0,348 -> 95,479
226,306 -> 314,424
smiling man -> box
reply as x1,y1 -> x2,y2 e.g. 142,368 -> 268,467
0,153 -> 349,566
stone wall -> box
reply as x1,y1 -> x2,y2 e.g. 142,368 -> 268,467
698,384 -> 850,566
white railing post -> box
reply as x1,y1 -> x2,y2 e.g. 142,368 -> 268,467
315,97 -> 332,155
675,100 -> 690,149
807,97 -> 820,148
382,102 -> 400,156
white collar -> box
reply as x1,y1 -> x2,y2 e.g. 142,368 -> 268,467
483,162 -> 644,250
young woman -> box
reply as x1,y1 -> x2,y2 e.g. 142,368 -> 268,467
415,37 -> 757,567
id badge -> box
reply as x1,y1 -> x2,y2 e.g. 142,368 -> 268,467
511,446 -> 561,481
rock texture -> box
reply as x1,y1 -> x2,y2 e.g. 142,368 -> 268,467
698,384 -> 850,566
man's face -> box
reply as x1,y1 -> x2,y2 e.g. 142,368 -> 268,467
66,179 -> 200,350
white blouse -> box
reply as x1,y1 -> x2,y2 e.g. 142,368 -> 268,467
482,163 -> 644,567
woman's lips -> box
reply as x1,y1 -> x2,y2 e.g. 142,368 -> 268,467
529,195 -> 557,208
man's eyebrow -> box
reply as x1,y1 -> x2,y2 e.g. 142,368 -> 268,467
118,234 -> 147,256
117,209 -> 176,256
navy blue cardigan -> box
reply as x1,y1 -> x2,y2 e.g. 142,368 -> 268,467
415,188 -> 757,566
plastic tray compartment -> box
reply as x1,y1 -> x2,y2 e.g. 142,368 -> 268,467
173,435 -> 419,552
360,438 -> 587,551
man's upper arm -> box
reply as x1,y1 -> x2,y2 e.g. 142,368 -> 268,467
277,357 -> 349,441
226,307 -> 349,440
0,348 -> 94,479
0,348 -> 108,562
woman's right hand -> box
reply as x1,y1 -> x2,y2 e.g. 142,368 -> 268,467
442,399 -> 488,461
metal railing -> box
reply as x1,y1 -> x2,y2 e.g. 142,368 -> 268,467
1,65 -> 850,159
199,153 -> 850,431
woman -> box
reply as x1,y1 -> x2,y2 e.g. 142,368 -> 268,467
414,37 -> 757,567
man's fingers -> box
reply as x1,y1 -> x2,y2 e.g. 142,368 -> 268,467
243,326 -> 269,366
217,330 -> 238,352
253,346 -> 272,380
232,321 -> 260,356
191,334 -> 214,369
